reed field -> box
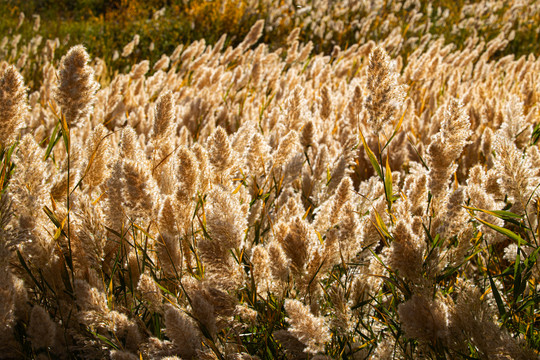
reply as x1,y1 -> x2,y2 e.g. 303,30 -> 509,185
1,1 -> 540,359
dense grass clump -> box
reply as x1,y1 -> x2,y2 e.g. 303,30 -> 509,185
0,2 -> 540,359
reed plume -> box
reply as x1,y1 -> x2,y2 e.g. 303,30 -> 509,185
365,46 -> 405,134
55,45 -> 99,126
0,65 -> 27,146
284,299 -> 331,354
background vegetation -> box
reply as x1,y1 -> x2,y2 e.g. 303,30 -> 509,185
1,0 -> 540,78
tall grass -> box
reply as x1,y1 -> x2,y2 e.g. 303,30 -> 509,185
0,1 -> 540,359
